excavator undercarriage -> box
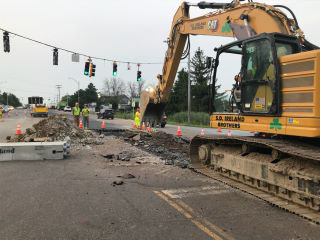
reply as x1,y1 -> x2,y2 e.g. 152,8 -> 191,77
190,135 -> 320,222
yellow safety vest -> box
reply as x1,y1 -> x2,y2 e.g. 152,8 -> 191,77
73,107 -> 80,116
135,111 -> 140,127
82,108 -> 90,117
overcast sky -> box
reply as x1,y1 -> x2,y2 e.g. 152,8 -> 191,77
0,0 -> 318,104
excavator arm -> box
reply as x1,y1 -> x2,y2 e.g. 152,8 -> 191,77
140,0 -> 306,126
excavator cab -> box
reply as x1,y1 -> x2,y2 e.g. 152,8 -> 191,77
212,33 -> 301,115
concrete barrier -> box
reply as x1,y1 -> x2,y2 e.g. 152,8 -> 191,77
0,142 -> 70,161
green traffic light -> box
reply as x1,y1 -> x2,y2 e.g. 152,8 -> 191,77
113,72 -> 117,76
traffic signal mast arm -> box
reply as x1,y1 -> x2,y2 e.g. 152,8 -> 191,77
139,0 -> 308,122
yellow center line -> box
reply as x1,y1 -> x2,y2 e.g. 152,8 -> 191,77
175,199 -> 235,240
154,191 -> 233,240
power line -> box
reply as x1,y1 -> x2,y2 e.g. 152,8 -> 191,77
0,27 -> 167,65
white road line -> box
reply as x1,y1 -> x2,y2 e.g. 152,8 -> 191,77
162,185 -> 232,199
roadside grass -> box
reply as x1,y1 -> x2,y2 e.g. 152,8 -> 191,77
114,112 -> 134,120
115,111 -> 211,128
168,112 -> 210,128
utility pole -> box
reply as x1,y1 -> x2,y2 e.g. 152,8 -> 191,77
56,84 -> 62,103
66,93 -> 69,106
188,52 -> 191,124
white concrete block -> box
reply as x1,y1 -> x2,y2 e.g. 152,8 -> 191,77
0,142 -> 69,161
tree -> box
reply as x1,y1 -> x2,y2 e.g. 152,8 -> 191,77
190,47 -> 226,113
127,81 -> 137,100
84,83 -> 98,104
190,47 -> 211,112
167,68 -> 188,114
136,80 -> 145,97
0,92 -> 22,107
101,78 -> 127,110
63,83 -> 98,108
102,78 -> 125,97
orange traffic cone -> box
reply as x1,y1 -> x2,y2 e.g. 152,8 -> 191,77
227,129 -> 232,137
16,124 -> 22,135
101,120 -> 106,129
177,126 -> 182,137
79,120 -> 83,129
217,128 -> 222,135
142,122 -> 145,130
200,129 -> 205,136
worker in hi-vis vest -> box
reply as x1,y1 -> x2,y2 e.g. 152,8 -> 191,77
82,104 -> 90,129
72,102 -> 81,127
135,107 -> 141,128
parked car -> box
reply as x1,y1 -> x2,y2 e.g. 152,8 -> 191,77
8,106 -> 14,111
97,109 -> 114,119
64,106 -> 72,112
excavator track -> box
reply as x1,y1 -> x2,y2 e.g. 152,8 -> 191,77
190,135 -> 320,224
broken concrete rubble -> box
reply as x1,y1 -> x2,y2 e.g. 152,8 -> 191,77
8,115 -> 103,147
104,130 -> 191,169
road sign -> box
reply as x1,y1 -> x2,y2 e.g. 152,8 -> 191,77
72,53 -> 80,62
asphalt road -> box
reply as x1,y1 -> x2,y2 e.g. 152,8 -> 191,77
0,109 -> 45,142
1,111 -> 320,240
59,110 -> 252,139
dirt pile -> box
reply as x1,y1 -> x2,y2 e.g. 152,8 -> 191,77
10,115 -> 102,145
116,130 -> 190,168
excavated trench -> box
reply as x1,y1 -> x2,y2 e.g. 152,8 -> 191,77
101,129 -> 191,168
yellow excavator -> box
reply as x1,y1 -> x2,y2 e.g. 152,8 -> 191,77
140,1 -> 320,219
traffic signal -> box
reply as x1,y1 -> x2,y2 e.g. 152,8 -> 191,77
3,31 -> 10,53
90,63 -> 96,77
84,62 -> 90,76
137,70 -> 142,81
53,48 -> 58,65
112,62 -> 118,76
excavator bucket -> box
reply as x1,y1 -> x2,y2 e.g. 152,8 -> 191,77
139,90 -> 166,127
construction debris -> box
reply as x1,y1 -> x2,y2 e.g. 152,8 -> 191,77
107,130 -> 190,168
8,115 -> 103,146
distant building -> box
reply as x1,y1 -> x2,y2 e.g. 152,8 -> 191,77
99,94 -> 131,111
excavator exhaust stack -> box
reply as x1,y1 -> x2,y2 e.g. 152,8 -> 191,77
140,90 -> 166,127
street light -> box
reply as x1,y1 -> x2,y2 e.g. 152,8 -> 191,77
68,77 -> 80,104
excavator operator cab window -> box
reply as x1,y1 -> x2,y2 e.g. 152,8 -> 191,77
241,38 -> 277,114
